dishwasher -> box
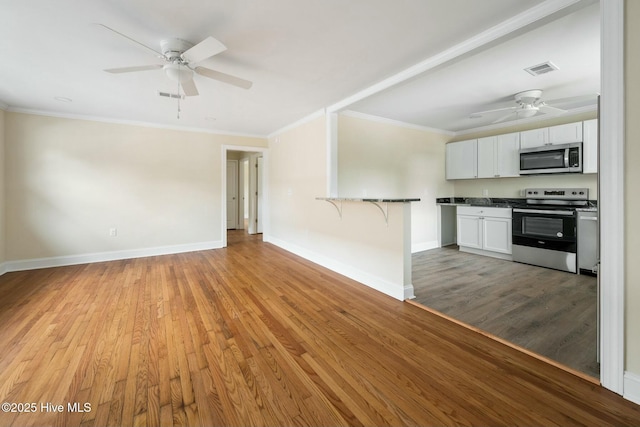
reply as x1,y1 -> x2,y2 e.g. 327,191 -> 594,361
577,210 -> 599,275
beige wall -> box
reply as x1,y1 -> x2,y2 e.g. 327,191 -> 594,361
4,112 -> 266,262
268,115 -> 413,299
338,113 -> 453,250
0,109 -> 5,264
625,0 -> 640,375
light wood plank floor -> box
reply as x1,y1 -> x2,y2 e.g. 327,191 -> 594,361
412,246 -> 598,378
0,231 -> 638,426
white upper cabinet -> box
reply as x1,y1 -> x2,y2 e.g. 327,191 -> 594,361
520,122 -> 583,149
446,139 -> 477,179
582,119 -> 598,174
519,128 -> 548,149
477,133 -> 520,178
548,122 -> 583,144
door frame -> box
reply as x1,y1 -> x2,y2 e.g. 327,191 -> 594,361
221,145 -> 269,247
226,159 -> 239,230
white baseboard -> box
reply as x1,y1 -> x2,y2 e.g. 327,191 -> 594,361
624,371 -> 640,405
412,240 -> 439,254
265,235 -> 411,301
0,240 -> 223,274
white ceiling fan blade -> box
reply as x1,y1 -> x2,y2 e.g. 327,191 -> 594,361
105,64 -> 163,74
539,104 -> 567,115
182,37 -> 227,63
470,107 -> 516,119
181,79 -> 199,97
95,23 -> 163,57
492,111 -> 517,124
195,67 -> 253,89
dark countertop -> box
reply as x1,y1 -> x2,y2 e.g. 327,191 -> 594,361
436,197 -> 598,209
317,197 -> 421,203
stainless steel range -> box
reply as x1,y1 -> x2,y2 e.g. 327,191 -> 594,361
512,188 -> 589,273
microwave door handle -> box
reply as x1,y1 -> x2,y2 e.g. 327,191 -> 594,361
564,148 -> 570,168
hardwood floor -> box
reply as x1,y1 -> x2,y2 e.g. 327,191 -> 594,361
412,246 -> 599,378
0,231 -> 638,426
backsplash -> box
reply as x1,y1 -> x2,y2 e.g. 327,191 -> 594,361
449,173 -> 598,200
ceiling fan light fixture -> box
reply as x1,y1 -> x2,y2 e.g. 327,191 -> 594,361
163,63 -> 194,83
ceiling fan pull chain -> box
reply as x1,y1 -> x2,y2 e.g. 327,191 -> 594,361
177,66 -> 181,119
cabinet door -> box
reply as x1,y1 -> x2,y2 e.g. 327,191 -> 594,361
477,136 -> 496,178
519,128 -> 548,149
482,217 -> 512,254
495,133 -> 520,177
548,122 -> 583,145
457,215 -> 482,249
446,139 -> 477,179
582,119 -> 598,174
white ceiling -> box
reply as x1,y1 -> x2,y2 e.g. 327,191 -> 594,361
0,0 -> 599,137
346,1 -> 600,134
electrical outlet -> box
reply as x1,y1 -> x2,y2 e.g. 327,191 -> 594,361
482,189 -> 489,197
109,228 -> 117,237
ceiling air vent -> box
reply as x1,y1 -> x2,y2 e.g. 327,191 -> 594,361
524,61 -> 559,76
158,91 -> 185,99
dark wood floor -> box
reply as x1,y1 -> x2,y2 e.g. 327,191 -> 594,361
0,230 -> 638,426
412,245 -> 599,378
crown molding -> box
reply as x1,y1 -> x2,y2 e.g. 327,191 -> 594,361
267,109 -> 325,139
6,106 -> 268,139
340,110 -> 455,136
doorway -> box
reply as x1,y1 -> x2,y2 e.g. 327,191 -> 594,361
222,146 -> 268,247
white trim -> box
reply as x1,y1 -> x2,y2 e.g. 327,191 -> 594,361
221,145 -> 270,248
1,241 -> 223,273
340,110 -> 454,136
326,0 -> 584,113
624,372 -> 640,405
326,112 -> 339,197
266,236 -> 411,301
599,0 -> 625,395
0,262 -> 8,276
6,107 -> 266,139
267,109 -> 325,139
411,240 -> 439,254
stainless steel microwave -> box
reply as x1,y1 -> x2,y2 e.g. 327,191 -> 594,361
519,142 -> 582,175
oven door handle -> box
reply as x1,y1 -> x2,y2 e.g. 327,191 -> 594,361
513,208 -> 575,216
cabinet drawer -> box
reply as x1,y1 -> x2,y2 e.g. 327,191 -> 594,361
457,206 -> 512,218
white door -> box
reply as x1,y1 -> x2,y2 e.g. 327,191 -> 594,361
446,139 -> 477,179
457,215 -> 482,249
226,160 -> 238,229
520,128 -> 548,149
482,217 -> 512,254
477,136 -> 496,178
495,133 -> 521,177
256,156 -> 264,233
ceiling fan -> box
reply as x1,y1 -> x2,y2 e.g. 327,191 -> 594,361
469,89 -> 595,124
98,24 -> 252,97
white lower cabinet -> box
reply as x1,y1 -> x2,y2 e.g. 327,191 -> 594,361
457,206 -> 512,260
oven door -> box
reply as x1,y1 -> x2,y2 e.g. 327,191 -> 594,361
512,208 -> 578,272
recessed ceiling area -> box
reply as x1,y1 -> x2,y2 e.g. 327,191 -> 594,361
0,0 -> 562,136
344,1 -> 600,134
